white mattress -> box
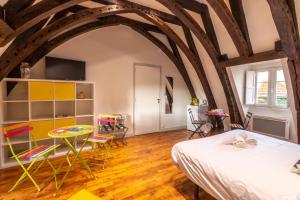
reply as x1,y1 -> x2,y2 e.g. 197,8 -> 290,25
172,130 -> 300,200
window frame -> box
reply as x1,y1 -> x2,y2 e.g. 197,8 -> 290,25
251,67 -> 289,108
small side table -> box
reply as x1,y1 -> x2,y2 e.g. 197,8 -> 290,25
207,111 -> 229,130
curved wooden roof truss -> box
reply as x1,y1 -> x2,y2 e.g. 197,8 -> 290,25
0,0 -> 299,141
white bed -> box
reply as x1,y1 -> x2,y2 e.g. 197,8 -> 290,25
172,130 -> 300,200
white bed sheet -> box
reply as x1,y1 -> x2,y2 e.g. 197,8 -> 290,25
172,130 -> 300,200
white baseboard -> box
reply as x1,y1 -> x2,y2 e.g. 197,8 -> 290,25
160,125 -> 186,132
126,131 -> 135,137
125,126 -> 186,137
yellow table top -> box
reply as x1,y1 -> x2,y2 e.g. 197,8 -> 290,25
48,125 -> 94,138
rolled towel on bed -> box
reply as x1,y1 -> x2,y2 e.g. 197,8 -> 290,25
291,160 -> 300,174
222,132 -> 257,148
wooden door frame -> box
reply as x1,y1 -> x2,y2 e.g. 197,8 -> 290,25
133,63 -> 162,135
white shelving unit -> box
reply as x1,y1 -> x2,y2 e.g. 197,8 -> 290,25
0,78 -> 95,169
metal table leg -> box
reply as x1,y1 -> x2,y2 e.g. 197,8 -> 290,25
55,137 -> 95,194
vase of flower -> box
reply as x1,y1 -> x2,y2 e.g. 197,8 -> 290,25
20,62 -> 31,79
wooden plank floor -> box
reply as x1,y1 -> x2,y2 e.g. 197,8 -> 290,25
0,130 -> 215,200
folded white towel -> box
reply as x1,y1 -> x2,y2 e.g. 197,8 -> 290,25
222,132 -> 257,148
291,160 -> 300,174
291,166 -> 300,174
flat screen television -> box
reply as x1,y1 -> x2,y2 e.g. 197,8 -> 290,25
45,56 -> 86,80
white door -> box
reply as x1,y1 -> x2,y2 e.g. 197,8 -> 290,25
134,64 -> 161,135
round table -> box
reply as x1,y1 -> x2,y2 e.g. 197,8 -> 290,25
48,125 -> 95,194
49,125 -> 94,138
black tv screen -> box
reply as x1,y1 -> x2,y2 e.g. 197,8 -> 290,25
45,56 -> 85,80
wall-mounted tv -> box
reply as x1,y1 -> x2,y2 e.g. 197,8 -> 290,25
45,56 -> 86,81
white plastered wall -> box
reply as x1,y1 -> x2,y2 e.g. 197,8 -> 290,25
29,25 -> 191,136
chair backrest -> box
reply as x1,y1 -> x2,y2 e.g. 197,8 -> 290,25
242,112 -> 253,129
115,114 -> 126,124
188,108 -> 196,123
98,114 -> 118,133
113,114 -> 128,131
3,122 -> 32,139
199,105 -> 209,121
2,122 -> 33,157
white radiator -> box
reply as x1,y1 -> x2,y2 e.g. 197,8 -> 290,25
251,115 -> 289,139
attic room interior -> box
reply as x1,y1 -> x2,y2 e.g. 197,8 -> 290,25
0,0 -> 300,199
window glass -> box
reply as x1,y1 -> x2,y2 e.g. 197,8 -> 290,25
276,70 -> 285,82
275,70 -> 287,107
257,71 -> 269,82
256,71 -> 269,104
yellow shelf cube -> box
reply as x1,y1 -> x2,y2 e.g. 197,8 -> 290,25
31,120 -> 54,140
29,81 -> 54,100
55,118 -> 76,129
55,83 -> 75,100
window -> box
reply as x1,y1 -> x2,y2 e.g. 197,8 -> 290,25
256,71 -> 269,105
245,68 -> 288,107
275,70 -> 288,106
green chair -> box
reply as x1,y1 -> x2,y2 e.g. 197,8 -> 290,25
3,122 -> 60,192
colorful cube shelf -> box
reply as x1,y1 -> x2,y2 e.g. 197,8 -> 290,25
0,78 -> 95,169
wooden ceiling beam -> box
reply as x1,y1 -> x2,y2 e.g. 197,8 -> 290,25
131,26 -> 196,98
166,36 -> 196,98
10,0 -> 87,29
0,6 -> 4,20
3,0 -> 35,22
92,0 -> 181,25
68,5 -> 163,33
6,18 -> 49,92
173,0 -> 206,13
142,11 -> 216,108
156,0 -> 219,60
229,0 -> 253,55
18,16 -> 196,98
287,0 -> 299,38
287,60 -> 300,110
0,2 -> 15,45
48,8 -> 71,25
157,0 -> 241,123
287,59 -> 300,144
0,0 -> 180,46
200,5 -> 221,55
0,0 -> 89,46
173,0 -> 221,56
0,5 -> 215,106
267,0 -> 300,143
182,26 -> 216,108
206,0 -> 250,56
267,0 -> 299,59
220,50 -> 287,67
25,17 -> 121,66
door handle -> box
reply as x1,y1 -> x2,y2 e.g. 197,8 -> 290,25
157,99 -> 161,103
